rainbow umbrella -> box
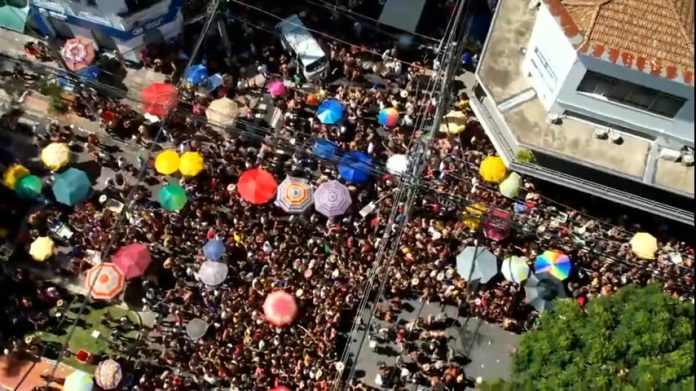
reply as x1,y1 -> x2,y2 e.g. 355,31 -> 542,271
534,250 -> 572,280
378,107 -> 399,127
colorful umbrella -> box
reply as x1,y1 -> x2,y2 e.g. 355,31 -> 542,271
479,156 -> 507,183
275,177 -> 313,213
94,359 -> 122,390
185,318 -> 209,340
61,37 -> 95,72
85,263 -> 125,301
525,272 -> 567,312
386,154 -> 409,176
112,243 -> 151,279
501,256 -> 530,283
534,250 -> 572,280
141,83 -> 178,117
314,180 -> 351,217
29,236 -> 54,261
154,150 -> 180,175
185,64 -> 208,85
378,107 -> 399,127
64,370 -> 94,391
499,172 -> 522,198
338,151 -> 373,184
3,164 -> 29,189
263,290 -> 298,327
267,80 -> 286,97
198,260 -> 228,286
439,110 -> 468,135
630,232 -> 658,260
306,94 -> 319,107
237,168 -> 278,204
179,151 -> 204,177
317,99 -> 344,124
203,238 -> 225,261
313,139 -> 340,160
270,387 -> 292,391
455,246 -> 499,283
41,142 -> 71,171
158,183 -> 188,211
52,168 -> 91,206
15,174 -> 43,200
206,97 -> 239,127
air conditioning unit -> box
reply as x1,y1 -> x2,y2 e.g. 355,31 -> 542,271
659,148 -> 681,162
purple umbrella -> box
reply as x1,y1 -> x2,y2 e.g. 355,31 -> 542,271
314,180 -> 352,217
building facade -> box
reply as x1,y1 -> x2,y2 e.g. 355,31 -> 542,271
29,0 -> 183,66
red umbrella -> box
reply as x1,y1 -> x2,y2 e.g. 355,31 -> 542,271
112,243 -> 151,279
263,290 -> 297,327
237,168 -> 278,204
141,83 -> 178,117
270,387 -> 291,391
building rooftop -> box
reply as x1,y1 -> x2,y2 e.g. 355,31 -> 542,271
545,0 -> 694,85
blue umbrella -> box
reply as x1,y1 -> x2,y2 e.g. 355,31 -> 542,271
203,238 -> 226,261
77,65 -> 100,82
186,64 -> 208,85
317,99 -> 344,124
338,151 -> 373,184
52,168 -> 91,206
206,73 -> 223,91
313,139 -> 340,160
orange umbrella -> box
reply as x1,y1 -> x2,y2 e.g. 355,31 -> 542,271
306,94 -> 319,107
61,37 -> 95,72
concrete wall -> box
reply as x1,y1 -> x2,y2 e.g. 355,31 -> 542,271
32,0 -> 172,31
522,4 -> 577,109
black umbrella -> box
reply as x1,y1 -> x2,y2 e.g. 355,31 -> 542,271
525,272 -> 567,312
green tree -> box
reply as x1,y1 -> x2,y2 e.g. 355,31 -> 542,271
480,285 -> 693,390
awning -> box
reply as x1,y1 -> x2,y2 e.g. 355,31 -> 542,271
0,5 -> 29,33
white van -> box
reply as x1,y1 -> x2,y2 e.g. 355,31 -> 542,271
275,14 -> 329,82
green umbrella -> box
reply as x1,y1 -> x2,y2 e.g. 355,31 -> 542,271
15,175 -> 43,200
158,183 -> 187,211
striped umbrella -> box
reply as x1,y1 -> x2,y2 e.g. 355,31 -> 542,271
85,263 -> 125,301
314,180 -> 351,217
534,250 -> 572,280
275,177 -> 313,213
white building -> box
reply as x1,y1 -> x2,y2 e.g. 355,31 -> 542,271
469,0 -> 694,225
30,0 -> 184,66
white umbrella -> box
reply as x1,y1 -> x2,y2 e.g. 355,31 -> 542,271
186,318 -> 209,340
501,256 -> 530,283
198,260 -> 228,286
455,246 -> 498,283
386,154 -> 409,176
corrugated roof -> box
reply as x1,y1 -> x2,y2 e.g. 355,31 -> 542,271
543,0 -> 695,85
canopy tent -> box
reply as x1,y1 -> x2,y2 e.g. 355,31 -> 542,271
275,176 -> 313,214
455,246 -> 498,283
314,180 -> 352,217
112,243 -> 151,279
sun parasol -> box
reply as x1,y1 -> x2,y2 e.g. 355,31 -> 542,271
270,387 -> 292,391
15,174 -> 43,200
198,260 -> 228,286
206,97 -> 239,127
185,64 -> 208,85
64,369 -> 94,391
275,177 -> 313,213
338,151 -> 373,184
94,359 -> 122,390
479,156 -> 507,183
306,94 -> 319,107
314,180 -> 352,217
317,99 -> 344,124
499,172 -> 522,198
267,80 -> 286,97
237,168 -> 278,204
534,250 -> 572,280
3,164 -> 29,189
482,208 -> 512,241
313,139 -> 340,160
141,83 -> 178,117
179,151 -> 204,177
439,110 -> 468,135
112,243 -> 151,279
185,318 -> 209,340
378,107 -> 399,127
158,183 -> 188,211
203,238 -> 226,261
154,150 -> 180,175
455,246 -> 499,283
61,37 -> 95,72
85,263 -> 126,301
41,142 -> 71,171
29,236 -> 55,261
501,256 -> 530,283
629,232 -> 658,260
263,290 -> 298,327
386,154 -> 409,176
525,272 -> 567,312
52,168 -> 91,206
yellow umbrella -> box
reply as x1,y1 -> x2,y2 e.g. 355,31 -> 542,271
479,156 -> 507,183
29,236 -> 55,261
206,97 -> 239,127
630,232 -> 658,260
461,203 -> 487,231
154,150 -> 180,175
439,110 -> 468,135
41,142 -> 71,171
3,164 -> 30,189
179,151 -> 204,177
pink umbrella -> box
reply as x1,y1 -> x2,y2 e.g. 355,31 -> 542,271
263,290 -> 298,327
112,243 -> 151,279
267,81 -> 286,98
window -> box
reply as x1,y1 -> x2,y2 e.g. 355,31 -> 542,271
86,0 -> 97,5
577,70 -> 686,118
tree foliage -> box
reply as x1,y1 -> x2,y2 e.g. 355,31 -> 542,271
480,284 -> 694,390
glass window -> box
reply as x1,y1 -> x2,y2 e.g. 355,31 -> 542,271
649,94 -> 686,117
